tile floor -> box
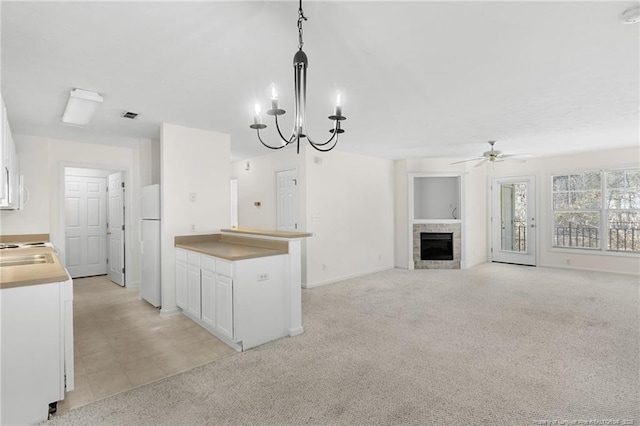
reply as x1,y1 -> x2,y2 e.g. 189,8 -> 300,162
57,275 -> 237,414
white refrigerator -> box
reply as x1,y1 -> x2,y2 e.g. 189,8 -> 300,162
140,184 -> 161,307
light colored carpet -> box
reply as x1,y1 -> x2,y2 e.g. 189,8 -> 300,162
47,263 -> 639,425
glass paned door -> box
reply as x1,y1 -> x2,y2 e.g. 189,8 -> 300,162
492,176 -> 536,266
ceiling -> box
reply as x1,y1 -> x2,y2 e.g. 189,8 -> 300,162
2,1 -> 639,162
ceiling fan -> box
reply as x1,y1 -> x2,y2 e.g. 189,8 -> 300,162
451,141 -> 528,168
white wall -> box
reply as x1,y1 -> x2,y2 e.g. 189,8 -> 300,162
231,147 -> 304,230
0,134 -> 144,287
305,150 -> 395,288
160,123 -> 231,315
489,146 -> 640,275
394,158 -> 489,269
232,147 -> 395,288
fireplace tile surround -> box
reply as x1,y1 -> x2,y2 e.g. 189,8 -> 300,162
413,223 -> 461,269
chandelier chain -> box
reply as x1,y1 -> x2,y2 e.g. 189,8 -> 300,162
297,1 -> 307,50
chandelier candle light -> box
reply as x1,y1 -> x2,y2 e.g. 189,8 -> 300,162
250,0 -> 346,154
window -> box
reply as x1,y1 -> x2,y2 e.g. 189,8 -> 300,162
606,169 -> 640,252
552,169 -> 640,253
552,172 -> 601,249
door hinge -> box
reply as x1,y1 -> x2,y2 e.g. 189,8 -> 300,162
121,182 -> 125,188
122,267 -> 125,273
106,222 -> 109,228
490,247 -> 493,253
293,179 -> 297,185
122,225 -> 125,231
106,258 -> 109,264
295,223 -> 298,229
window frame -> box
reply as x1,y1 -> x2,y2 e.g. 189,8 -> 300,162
604,168 -> 640,253
551,168 -> 640,255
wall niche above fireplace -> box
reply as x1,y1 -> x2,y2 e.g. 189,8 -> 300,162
412,175 -> 461,221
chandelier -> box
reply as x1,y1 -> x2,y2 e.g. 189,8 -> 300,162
250,0 -> 346,154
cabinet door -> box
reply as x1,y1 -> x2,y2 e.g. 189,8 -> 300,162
187,265 -> 201,318
201,269 -> 216,329
215,275 -> 233,340
175,261 -> 188,309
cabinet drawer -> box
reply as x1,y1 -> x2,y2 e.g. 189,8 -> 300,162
201,255 -> 215,272
187,251 -> 200,266
175,249 -> 187,262
216,259 -> 233,277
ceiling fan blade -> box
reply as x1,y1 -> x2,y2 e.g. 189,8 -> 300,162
500,156 -> 527,163
473,158 -> 489,168
451,157 -> 484,165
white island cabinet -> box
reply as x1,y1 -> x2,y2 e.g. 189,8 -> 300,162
174,229 -> 310,351
176,247 -> 287,350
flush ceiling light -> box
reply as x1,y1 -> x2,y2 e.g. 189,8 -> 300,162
621,5 -> 640,24
250,0 -> 346,154
61,88 -> 103,126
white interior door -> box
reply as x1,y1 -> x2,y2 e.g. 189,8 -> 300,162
65,175 -> 107,278
276,169 -> 298,231
491,176 -> 537,266
108,172 -> 125,286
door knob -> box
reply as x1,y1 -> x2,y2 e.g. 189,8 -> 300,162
530,224 -> 535,228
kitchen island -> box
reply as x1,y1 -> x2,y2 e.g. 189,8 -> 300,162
174,228 -> 311,351
0,236 -> 74,425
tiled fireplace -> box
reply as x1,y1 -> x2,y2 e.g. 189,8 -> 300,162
413,223 -> 461,269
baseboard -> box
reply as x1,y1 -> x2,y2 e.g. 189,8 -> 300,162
288,326 -> 304,337
541,263 -> 640,277
159,307 -> 182,317
304,266 -> 394,289
464,259 -> 489,269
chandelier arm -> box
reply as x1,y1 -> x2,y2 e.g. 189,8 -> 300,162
306,131 -> 337,147
256,128 -> 289,150
306,121 -> 340,146
308,133 -> 339,152
274,114 -> 297,145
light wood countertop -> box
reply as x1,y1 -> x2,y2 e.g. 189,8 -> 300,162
175,234 -> 288,261
0,233 -> 50,244
221,228 -> 313,239
0,247 -> 70,289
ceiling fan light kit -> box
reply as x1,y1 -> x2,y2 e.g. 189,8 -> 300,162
249,0 -> 345,154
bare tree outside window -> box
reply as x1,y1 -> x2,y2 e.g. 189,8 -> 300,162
552,169 -> 640,253
552,172 -> 601,249
606,169 -> 640,252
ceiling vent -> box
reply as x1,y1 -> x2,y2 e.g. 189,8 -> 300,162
121,111 -> 139,120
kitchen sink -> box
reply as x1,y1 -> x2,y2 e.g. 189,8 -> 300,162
0,254 -> 54,267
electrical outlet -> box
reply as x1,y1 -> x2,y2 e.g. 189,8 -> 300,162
257,273 -> 269,281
